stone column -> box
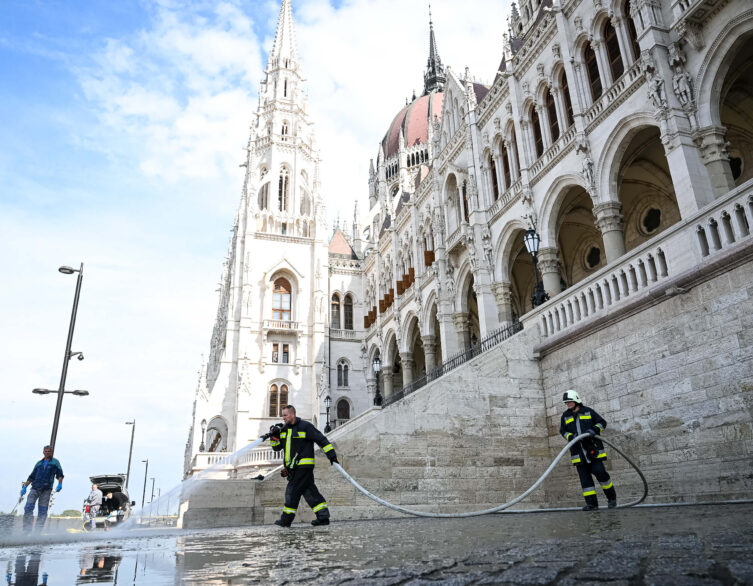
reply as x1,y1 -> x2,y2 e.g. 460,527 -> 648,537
592,39 -> 613,87
537,104 -> 553,147
551,87 -> 567,136
612,17 -> 636,66
381,371 -> 393,399
538,247 -> 562,298
694,126 -> 736,198
492,282 -> 514,326
421,335 -> 437,372
594,201 -> 626,263
400,352 -> 414,386
453,313 -> 471,350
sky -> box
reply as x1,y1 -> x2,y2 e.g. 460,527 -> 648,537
0,0 -> 510,513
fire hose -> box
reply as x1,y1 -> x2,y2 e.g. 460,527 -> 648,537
332,433 -> 648,518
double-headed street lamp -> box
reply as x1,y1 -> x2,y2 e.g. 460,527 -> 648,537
324,395 -> 332,433
523,229 -> 550,308
33,263 -> 86,451
373,356 -> 383,406
125,420 -> 136,489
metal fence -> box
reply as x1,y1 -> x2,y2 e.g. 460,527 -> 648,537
383,320 -> 523,407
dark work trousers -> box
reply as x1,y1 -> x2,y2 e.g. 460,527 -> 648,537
279,468 -> 329,526
576,460 -> 617,507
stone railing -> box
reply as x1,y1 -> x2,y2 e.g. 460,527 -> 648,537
488,177 -> 522,222
191,447 -> 283,475
445,225 -> 463,251
584,61 -> 643,132
263,319 -> 300,332
330,328 -> 358,340
523,182 -> 753,339
529,125 -> 577,183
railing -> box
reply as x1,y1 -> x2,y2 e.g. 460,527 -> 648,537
446,225 -> 462,251
264,319 -> 300,331
488,178 -> 522,221
383,321 -> 523,407
524,183 -> 753,339
584,61 -> 643,131
191,447 -> 283,473
330,328 -> 358,340
529,125 -> 577,181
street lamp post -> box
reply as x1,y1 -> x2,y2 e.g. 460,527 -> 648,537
49,263 -> 85,451
324,395 -> 332,433
125,420 -> 136,489
373,356 -> 383,406
199,419 -> 207,452
523,229 -> 550,308
141,459 -> 149,509
150,478 -> 155,503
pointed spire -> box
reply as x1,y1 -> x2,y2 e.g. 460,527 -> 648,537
423,3 -> 446,95
268,0 -> 298,70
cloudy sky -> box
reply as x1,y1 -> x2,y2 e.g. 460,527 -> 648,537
0,0 -> 509,513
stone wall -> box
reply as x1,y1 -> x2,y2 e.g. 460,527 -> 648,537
541,260 -> 753,506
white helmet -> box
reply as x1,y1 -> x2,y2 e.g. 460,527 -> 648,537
562,390 -> 582,404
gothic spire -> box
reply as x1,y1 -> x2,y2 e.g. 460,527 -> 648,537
268,0 -> 298,69
423,4 -> 446,95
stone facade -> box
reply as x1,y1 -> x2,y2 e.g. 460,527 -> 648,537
184,0 -> 753,516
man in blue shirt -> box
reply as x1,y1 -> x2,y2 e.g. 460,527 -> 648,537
22,445 -> 64,531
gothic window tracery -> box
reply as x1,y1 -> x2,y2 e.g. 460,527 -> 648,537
278,167 -> 290,211
604,21 -> 625,81
624,0 -> 641,62
331,294 -> 341,328
546,91 -> 559,141
531,106 -> 544,158
560,71 -> 575,128
489,154 -> 500,200
258,183 -> 270,210
584,42 -> 603,101
337,359 -> 349,387
268,383 -> 289,417
344,295 -> 354,330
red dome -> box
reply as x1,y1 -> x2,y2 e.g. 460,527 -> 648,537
381,91 -> 444,160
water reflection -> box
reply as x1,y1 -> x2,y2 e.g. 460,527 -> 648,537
77,548 -> 121,584
9,551 -> 47,586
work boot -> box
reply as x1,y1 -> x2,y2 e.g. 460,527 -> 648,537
311,518 -> 329,526
274,519 -> 291,528
607,499 -> 617,509
582,504 -> 599,511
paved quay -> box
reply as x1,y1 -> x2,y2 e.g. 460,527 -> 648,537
2,503 -> 753,584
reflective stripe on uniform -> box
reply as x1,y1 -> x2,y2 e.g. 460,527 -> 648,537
583,488 -> 596,496
312,502 -> 328,513
270,439 -> 280,447
283,507 -> 297,514
280,432 -> 287,438
601,481 -> 613,489
565,433 -> 573,440
565,417 -> 574,424
297,458 -> 315,466
595,423 -> 604,430
596,452 -> 607,459
297,432 -> 306,438
322,444 -> 334,453
571,456 -> 581,464
285,428 -> 293,466
579,414 -> 592,420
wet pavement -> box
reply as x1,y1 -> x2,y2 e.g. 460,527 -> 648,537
3,503 -> 753,585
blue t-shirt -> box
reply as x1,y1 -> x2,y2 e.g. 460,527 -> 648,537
28,458 -> 64,490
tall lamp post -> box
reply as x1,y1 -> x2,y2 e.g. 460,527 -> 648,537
150,477 -> 156,503
199,419 -> 207,452
373,356 -> 383,406
141,459 -> 149,508
523,229 -> 549,308
125,420 -> 136,489
44,263 -> 85,451
324,395 -> 332,433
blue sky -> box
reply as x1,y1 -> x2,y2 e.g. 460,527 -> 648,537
0,0 -> 508,513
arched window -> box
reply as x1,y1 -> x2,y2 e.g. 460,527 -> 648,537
269,384 -> 278,417
337,399 -> 350,420
337,360 -> 349,387
283,79 -> 288,97
560,71 -> 575,127
331,294 -> 341,329
343,295 -> 354,330
461,181 -> 470,223
624,0 -> 640,61
531,106 -> 544,158
604,21 -> 624,81
281,121 -> 289,139
546,91 -> 559,141
278,168 -> 290,211
501,142 -> 512,187
489,154 -> 500,200
584,42 -> 603,101
510,128 -> 521,173
273,278 -> 292,321
258,183 -> 269,210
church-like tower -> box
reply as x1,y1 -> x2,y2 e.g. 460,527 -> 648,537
185,0 -> 331,468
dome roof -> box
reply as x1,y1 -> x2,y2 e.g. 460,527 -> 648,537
381,91 -> 444,161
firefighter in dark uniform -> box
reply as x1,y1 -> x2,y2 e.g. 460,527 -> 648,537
560,390 -> 617,511
267,404 -> 338,526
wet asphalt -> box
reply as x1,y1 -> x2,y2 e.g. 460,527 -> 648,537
2,503 -> 753,584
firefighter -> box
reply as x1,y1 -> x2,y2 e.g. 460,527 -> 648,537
267,404 -> 338,527
560,390 -> 617,511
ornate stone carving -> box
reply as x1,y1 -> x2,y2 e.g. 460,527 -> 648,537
574,16 -> 583,33
481,226 -> 493,269
640,50 -> 668,113
668,42 -> 697,129
521,187 -> 538,230
676,19 -> 704,51
552,43 -> 561,59
537,63 -> 545,79
593,201 -> 624,233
